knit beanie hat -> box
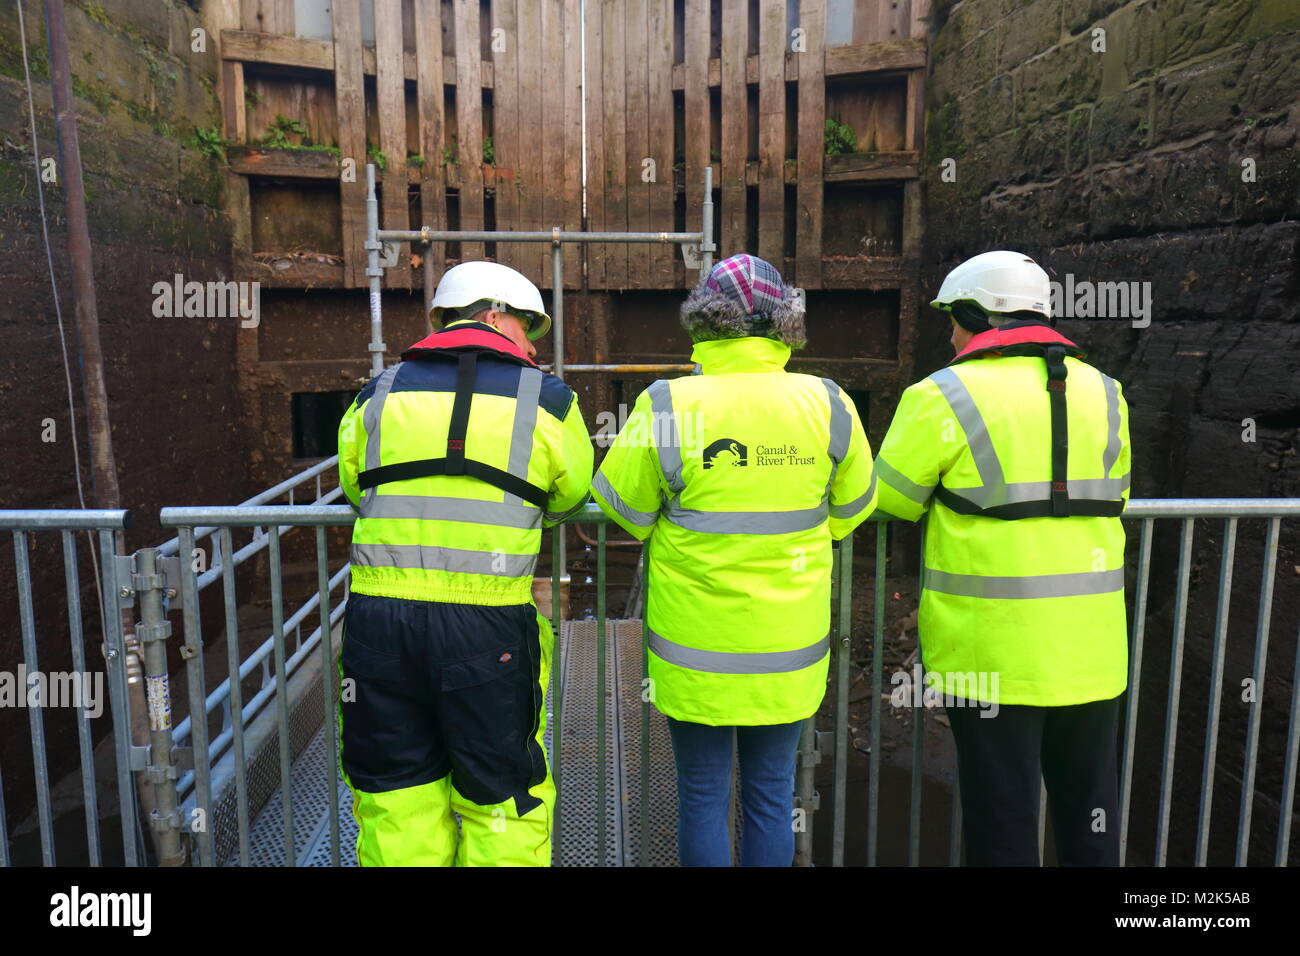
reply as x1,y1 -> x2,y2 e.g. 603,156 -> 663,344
679,253 -> 806,348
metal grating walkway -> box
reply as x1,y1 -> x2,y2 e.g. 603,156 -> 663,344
231,619 -> 680,866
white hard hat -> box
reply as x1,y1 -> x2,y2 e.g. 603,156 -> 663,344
429,261 -> 552,340
931,250 -> 1052,320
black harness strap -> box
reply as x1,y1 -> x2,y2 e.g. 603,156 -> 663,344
934,485 -> 1123,520
1045,344 -> 1071,517
357,350 -> 551,510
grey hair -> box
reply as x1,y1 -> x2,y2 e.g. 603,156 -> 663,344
678,281 -> 806,349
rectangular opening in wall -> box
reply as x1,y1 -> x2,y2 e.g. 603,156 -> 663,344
292,391 -> 356,460
844,388 -> 870,426
480,0 -> 493,58
822,182 -> 903,257
483,182 -> 497,260
785,81 -> 798,159
710,87 -> 722,164
710,0 -> 722,59
250,179 -> 343,256
783,184 -> 797,265
748,0 -> 759,56
747,85 -> 759,161
745,185 -> 758,253
801,290 -> 900,362
674,0 -> 685,64
825,75 -> 908,154
441,0 -> 456,57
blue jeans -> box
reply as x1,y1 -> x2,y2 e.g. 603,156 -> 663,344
666,717 -> 805,867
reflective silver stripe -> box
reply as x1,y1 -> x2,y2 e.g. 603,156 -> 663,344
923,566 -> 1124,599
943,477 -> 1129,504
648,628 -> 830,675
822,378 -> 851,464
350,543 -> 538,578
647,379 -> 685,494
875,456 -> 933,504
361,495 -> 542,528
503,368 -> 543,506
592,473 -> 658,527
830,470 -> 877,519
1102,373 -> 1122,477
545,494 -> 593,524
662,497 -> 828,534
930,368 -> 1006,499
360,364 -> 402,515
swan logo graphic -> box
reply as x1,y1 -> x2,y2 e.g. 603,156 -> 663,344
703,438 -> 747,469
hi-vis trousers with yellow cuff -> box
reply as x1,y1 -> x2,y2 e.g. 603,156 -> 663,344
337,593 -> 555,867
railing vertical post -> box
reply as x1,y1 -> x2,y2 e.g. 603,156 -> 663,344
550,527 -> 563,842
1156,518 -> 1195,866
61,531 -> 101,866
868,522 -> 886,866
317,526 -> 341,868
134,548 -> 185,865
1276,619 -> 1300,866
794,717 -> 817,867
700,166 -> 714,273
1236,516 -> 1281,865
1196,517 -> 1237,865
267,527 -> 295,866
1119,517 -> 1153,866
177,527 -> 214,866
13,531 -> 54,865
219,528 -> 251,867
640,563 -> 651,866
832,533 -> 853,866
98,529 -> 139,866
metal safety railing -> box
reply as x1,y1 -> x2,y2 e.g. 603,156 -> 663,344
2,497 -> 1298,866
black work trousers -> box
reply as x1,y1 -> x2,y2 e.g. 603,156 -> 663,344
945,695 -> 1122,866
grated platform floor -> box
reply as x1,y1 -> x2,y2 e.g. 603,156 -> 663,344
230,620 -> 681,866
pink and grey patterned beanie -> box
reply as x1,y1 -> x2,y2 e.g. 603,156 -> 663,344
680,253 -> 806,348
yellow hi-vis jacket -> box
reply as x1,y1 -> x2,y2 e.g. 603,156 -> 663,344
337,320 -> 594,605
874,323 -> 1132,707
592,336 -> 877,725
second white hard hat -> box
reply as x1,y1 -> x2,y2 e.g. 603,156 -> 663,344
931,250 -> 1052,319
429,261 -> 552,340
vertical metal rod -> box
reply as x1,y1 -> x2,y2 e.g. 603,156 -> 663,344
908,517 -> 927,867
700,166 -> 714,273
596,521 -> 608,865
1196,517 -> 1237,866
316,526 -> 340,868
1275,619 -> 1300,866
552,241 -> 567,594
1119,518 -> 1153,865
640,547 -> 651,866
423,238 -> 437,330
136,548 -> 182,866
832,534 -> 853,866
365,163 -> 386,378
177,527 -> 213,866
1156,518 -> 1195,866
1235,516 -> 1280,866
867,523 -> 886,866
13,531 -> 55,865
268,526 -> 295,866
219,528 -> 251,867
550,528 -> 563,839
62,530 -> 101,865
98,529 -> 138,866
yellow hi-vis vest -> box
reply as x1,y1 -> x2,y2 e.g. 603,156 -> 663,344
874,323 -> 1132,707
337,321 -> 594,605
593,336 -> 877,725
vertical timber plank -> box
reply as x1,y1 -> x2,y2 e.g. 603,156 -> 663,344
332,0 -> 367,288
720,0 -> 746,259
542,0 -> 567,288
376,0 -> 411,287
684,0 -> 709,275
517,0 -> 545,283
493,0 -> 520,273
455,0 -> 485,261
241,0 -> 293,35
583,0 -> 606,289
796,0 -> 824,289
624,0 -> 650,289
415,0 -> 447,293
757,0 -> 785,267
647,0 -> 675,286
563,0 -> 583,249
601,0 -> 628,288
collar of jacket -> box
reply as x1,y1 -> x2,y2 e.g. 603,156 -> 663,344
690,336 -> 792,374
950,320 -> 1084,365
401,320 -> 538,367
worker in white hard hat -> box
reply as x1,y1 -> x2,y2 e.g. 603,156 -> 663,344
874,250 -> 1132,865
336,260 -> 593,866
